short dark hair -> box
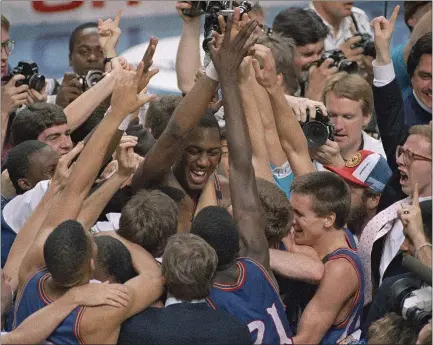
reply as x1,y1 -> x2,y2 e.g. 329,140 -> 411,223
118,190 -> 178,257
256,178 -> 292,246
94,236 -> 137,283
44,220 -> 92,286
6,140 -> 49,195
407,32 -> 432,80
198,108 -> 220,132
191,206 -> 240,270
69,22 -> 98,55
162,233 -> 218,301
257,34 -> 299,94
125,120 -> 155,157
145,95 -> 182,139
11,103 -> 67,147
291,171 -> 351,229
272,8 -> 329,46
1,15 -> 10,31
404,1 -> 431,29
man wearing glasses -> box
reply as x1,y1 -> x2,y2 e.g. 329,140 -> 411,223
1,15 -> 47,155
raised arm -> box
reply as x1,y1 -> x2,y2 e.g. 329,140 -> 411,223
77,140 -> 138,231
238,56 -> 274,182
19,60 -> 155,281
253,45 -> 315,177
210,12 -> 269,268
175,2 -> 203,94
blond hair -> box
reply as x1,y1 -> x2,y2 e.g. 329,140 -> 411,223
409,123 -> 432,152
323,73 -> 373,117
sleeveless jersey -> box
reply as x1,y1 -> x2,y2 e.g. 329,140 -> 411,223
206,257 -> 293,344
12,268 -> 86,344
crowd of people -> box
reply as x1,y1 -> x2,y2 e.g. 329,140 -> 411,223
0,1 -> 432,344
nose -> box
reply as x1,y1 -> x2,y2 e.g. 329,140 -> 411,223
396,148 -> 405,166
1,46 -> 7,61
196,152 -> 210,169
60,135 -> 73,152
331,117 -> 344,132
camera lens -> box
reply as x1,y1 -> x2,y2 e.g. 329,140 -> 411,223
85,71 -> 104,89
29,74 -> 45,92
406,307 -> 431,326
339,60 -> 359,74
303,121 -> 328,148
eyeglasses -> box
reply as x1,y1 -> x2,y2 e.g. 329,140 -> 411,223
396,145 -> 432,165
258,23 -> 273,36
1,39 -> 15,56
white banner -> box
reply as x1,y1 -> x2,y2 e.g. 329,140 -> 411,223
1,1 -> 178,25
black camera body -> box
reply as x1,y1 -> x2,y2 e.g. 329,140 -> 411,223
318,49 -> 359,74
301,107 -> 335,148
182,1 -> 207,17
201,1 -> 252,53
389,276 -> 432,329
78,70 -> 104,91
351,32 -> 376,58
10,61 -> 45,92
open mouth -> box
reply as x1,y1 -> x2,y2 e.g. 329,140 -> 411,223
399,171 -> 409,185
189,170 -> 208,185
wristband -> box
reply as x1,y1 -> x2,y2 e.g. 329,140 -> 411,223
205,61 -> 219,82
415,243 -> 432,260
118,114 -> 133,131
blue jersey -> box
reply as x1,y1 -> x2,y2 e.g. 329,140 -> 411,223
320,248 -> 365,344
12,268 -> 86,344
206,257 -> 293,344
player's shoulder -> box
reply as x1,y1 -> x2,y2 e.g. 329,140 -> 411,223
323,254 -> 359,281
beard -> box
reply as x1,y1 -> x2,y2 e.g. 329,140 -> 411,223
347,203 -> 368,237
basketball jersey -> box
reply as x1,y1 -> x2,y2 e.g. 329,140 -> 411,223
206,257 -> 293,344
12,268 -> 86,344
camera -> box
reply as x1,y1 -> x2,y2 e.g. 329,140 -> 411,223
78,70 -> 104,91
202,1 -> 252,53
389,276 -> 432,328
7,61 -> 45,92
317,50 -> 359,74
351,32 -> 376,58
301,107 -> 335,148
182,1 -> 207,17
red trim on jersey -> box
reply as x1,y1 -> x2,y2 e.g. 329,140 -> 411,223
74,306 -> 86,344
38,273 -> 52,305
326,253 -> 362,328
212,261 -> 246,291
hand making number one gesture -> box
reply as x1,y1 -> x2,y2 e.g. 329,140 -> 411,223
371,5 -> 400,65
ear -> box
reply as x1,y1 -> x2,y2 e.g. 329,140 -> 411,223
69,53 -> 72,67
276,73 -> 283,87
365,193 -> 380,210
407,18 -> 416,29
17,178 -> 32,192
362,113 -> 372,128
323,213 -> 336,229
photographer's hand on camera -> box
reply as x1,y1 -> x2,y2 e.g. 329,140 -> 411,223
55,72 -> 83,109
371,5 -> 400,66
309,139 -> 345,168
339,36 -> 365,63
176,2 -> 202,24
98,9 -> 123,58
305,59 -> 338,101
2,74 -> 30,114
285,95 -> 328,123
26,84 -> 48,105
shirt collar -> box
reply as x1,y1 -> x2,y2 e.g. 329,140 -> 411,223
165,295 -> 206,307
413,89 -> 432,114
309,2 -> 352,40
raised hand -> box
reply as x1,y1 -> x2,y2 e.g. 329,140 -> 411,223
110,60 -> 156,115
176,1 -> 202,23
371,5 -> 400,65
305,59 -> 339,101
51,142 -> 85,189
68,282 -> 130,308
2,75 -> 30,114
238,55 -> 254,85
251,44 -> 278,90
98,9 -> 122,58
398,183 -> 425,245
137,37 -> 160,93
208,11 -> 258,79
285,95 -> 328,123
116,137 -> 139,180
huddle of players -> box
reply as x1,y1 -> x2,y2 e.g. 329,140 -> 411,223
6,9 -> 364,345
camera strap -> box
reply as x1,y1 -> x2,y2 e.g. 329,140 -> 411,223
350,13 -> 360,33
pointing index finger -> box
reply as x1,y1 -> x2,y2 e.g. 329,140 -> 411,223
114,9 -> 122,27
389,5 -> 400,29
412,183 -> 419,207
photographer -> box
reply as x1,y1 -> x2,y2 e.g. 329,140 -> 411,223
1,15 -> 47,156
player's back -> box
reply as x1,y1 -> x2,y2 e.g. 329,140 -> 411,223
13,268 -> 85,344
206,257 -> 293,344
117,302 -> 251,345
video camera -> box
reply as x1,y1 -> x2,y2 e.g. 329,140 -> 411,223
78,70 -> 104,91
351,32 -> 376,58
301,107 -> 335,148
2,61 -> 45,92
182,1 -> 252,54
317,49 -> 359,74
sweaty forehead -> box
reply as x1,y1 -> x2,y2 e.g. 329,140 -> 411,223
187,126 -> 221,149
73,28 -> 99,48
